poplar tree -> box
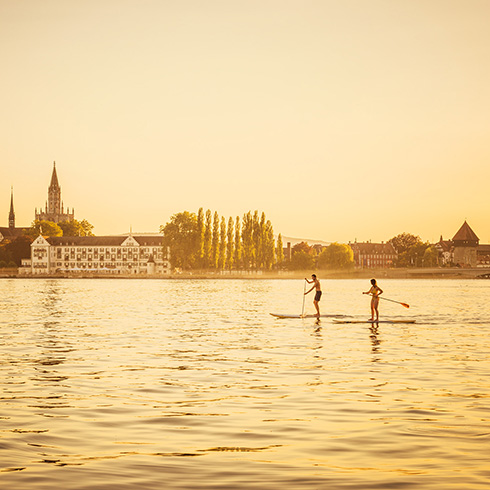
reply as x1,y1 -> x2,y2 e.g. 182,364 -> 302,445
226,217 -> 234,271
197,207 -> 204,268
252,211 -> 261,269
241,211 -> 254,270
204,209 -> 212,268
263,220 -> 275,270
212,211 -> 220,269
234,216 -> 241,270
218,216 -> 227,270
276,233 -> 285,267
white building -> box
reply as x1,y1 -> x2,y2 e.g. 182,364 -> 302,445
21,234 -> 170,275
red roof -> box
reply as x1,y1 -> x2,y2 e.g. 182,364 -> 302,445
452,221 -> 479,242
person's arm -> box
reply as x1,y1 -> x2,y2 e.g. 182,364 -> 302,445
304,278 -> 313,284
305,286 -> 315,295
363,286 -> 374,295
377,287 -> 383,295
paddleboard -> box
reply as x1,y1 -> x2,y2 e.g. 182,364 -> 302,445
270,313 -> 346,319
333,319 -> 416,324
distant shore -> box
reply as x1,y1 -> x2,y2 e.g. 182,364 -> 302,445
2,267 -> 490,280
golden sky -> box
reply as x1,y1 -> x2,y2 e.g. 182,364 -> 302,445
1,0 -> 489,243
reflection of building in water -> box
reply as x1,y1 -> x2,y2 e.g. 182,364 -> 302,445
21,234 -> 170,275
436,221 -> 490,267
35,162 -> 74,224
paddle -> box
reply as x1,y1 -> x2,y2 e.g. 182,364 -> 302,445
301,280 -> 307,317
368,294 -> 410,308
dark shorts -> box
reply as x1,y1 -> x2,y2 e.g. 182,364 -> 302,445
314,291 -> 322,302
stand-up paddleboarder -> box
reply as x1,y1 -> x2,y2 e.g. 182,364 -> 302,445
305,274 -> 322,317
363,278 -> 383,321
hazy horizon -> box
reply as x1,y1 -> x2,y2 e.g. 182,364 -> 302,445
1,1 -> 489,243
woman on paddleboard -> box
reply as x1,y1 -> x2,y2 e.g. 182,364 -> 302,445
363,278 -> 383,321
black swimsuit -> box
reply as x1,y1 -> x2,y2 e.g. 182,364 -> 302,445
314,291 -> 322,302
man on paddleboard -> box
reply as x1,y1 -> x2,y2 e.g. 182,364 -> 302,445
305,274 -> 322,317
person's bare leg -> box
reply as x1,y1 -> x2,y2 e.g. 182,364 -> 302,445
314,300 -> 320,317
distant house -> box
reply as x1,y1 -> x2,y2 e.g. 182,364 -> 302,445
435,236 -> 454,266
349,241 -> 397,269
21,234 -> 170,275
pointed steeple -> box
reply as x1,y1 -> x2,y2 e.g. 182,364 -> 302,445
50,161 -> 60,188
8,186 -> 15,229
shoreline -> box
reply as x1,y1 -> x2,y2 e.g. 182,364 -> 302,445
1,267 -> 490,280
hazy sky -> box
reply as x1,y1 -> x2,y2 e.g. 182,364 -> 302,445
1,0 -> 489,243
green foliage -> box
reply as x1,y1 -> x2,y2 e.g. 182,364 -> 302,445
226,217 -> 234,271
423,245 -> 439,267
212,211 -> 220,269
317,243 -> 354,270
27,220 -> 63,238
218,216 -> 227,270
204,209 -> 212,268
389,233 -> 430,267
290,250 -> 315,270
197,208 -> 205,268
160,208 -> 280,271
58,219 -> 94,237
276,233 -> 284,266
234,216 -> 242,270
160,211 -> 198,270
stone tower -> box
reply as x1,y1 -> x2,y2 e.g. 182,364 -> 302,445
452,221 -> 479,267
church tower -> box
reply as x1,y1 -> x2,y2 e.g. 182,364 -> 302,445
35,162 -> 74,223
8,187 -> 15,229
47,162 -> 61,217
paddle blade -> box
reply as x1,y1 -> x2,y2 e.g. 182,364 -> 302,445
401,302 -> 410,308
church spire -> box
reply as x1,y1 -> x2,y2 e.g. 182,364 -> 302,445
50,161 -> 60,188
8,186 -> 15,229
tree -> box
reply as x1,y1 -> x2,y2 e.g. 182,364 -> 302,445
276,233 -> 284,267
388,233 -> 422,254
0,235 -> 32,266
234,216 -> 241,270
204,209 -> 212,268
160,211 -> 198,270
226,217 -> 234,271
218,216 -> 227,270
58,219 -> 94,237
212,211 -> 220,269
317,243 -> 354,270
292,241 -> 312,255
27,220 -> 63,238
241,211 -> 254,269
423,245 -> 439,267
290,251 -> 315,270
196,207 -> 205,268
263,220 -> 275,270
389,233 -> 429,267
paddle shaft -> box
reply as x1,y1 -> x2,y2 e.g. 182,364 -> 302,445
301,280 -> 307,317
370,295 -> 410,308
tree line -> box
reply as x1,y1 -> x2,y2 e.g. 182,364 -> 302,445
160,209 -> 285,271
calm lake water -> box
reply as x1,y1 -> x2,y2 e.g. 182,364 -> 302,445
1,278 -> 489,489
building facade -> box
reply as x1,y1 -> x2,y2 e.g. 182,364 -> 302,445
35,162 -> 74,223
22,234 -> 170,275
349,241 -> 397,268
